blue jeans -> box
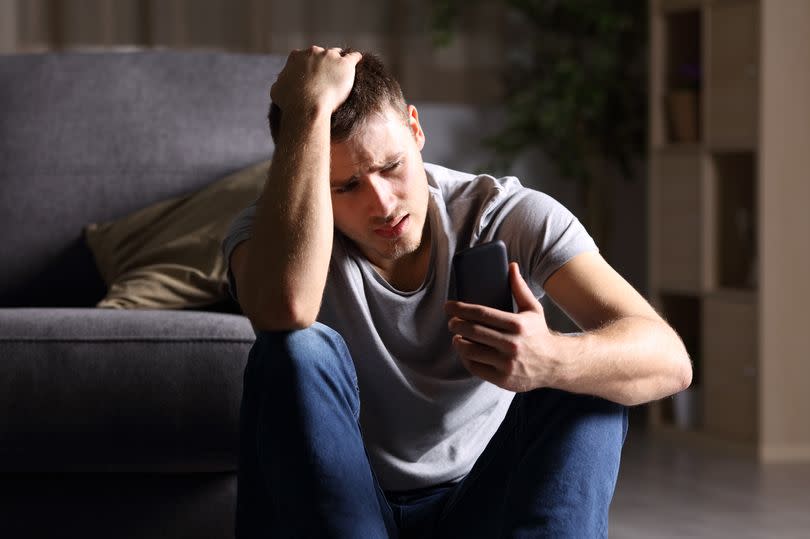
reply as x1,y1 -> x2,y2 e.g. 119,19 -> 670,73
236,323 -> 627,538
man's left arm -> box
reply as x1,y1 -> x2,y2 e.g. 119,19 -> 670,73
445,251 -> 692,406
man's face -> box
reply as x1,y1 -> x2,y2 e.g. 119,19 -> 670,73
329,104 -> 429,272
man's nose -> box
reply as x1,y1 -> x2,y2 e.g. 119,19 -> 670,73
367,175 -> 397,217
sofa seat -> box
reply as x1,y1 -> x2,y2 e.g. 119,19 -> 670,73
0,308 -> 255,473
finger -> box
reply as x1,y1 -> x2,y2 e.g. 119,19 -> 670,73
454,340 -> 509,387
459,355 -> 504,385
342,50 -> 363,65
445,301 -> 520,333
448,316 -> 517,353
452,335 -> 508,369
509,262 -> 542,314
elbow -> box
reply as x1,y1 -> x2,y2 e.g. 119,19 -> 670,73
235,266 -> 322,331
242,293 -> 320,332
630,353 -> 692,407
250,313 -> 318,333
277,301 -> 320,330
680,358 -> 694,392
675,332 -> 694,393
664,324 -> 694,396
662,346 -> 693,401
627,337 -> 693,407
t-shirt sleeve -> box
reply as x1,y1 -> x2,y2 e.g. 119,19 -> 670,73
488,181 -> 598,297
221,200 -> 258,302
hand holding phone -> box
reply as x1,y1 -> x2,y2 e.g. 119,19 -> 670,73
452,240 -> 514,313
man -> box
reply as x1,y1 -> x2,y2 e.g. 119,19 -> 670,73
223,47 -> 691,538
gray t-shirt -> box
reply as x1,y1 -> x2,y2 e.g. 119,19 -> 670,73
222,162 -> 597,491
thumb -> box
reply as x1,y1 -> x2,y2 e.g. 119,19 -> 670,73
509,262 -> 542,313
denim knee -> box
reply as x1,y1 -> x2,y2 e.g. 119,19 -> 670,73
514,390 -> 627,537
519,388 -> 627,443
249,322 -> 360,415
238,324 -> 385,538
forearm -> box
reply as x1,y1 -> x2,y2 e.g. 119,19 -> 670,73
242,106 -> 333,329
551,316 -> 692,406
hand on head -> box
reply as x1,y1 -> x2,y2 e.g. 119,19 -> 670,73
270,46 -> 362,117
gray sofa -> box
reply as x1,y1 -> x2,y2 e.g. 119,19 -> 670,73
0,50 -> 501,537
0,50 -> 280,538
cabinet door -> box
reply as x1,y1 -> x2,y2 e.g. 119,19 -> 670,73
702,293 -> 758,443
707,0 -> 759,149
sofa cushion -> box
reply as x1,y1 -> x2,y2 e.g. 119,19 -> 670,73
0,308 -> 255,473
84,159 -> 268,310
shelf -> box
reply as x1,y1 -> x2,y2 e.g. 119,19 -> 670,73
658,0 -> 702,13
706,0 -> 759,148
649,0 -> 810,461
654,288 -> 756,304
650,151 -> 704,291
651,143 -> 702,154
662,9 -> 702,144
705,288 -> 756,304
705,142 -> 757,153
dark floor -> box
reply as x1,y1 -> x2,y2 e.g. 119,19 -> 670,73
610,426 -> 810,538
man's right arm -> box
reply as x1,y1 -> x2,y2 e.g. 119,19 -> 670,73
230,47 -> 361,331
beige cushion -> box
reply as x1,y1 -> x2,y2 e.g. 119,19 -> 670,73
84,160 -> 269,309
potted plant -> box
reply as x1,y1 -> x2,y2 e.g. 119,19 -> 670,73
431,0 -> 648,252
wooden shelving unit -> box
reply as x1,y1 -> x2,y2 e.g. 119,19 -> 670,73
648,0 -> 810,460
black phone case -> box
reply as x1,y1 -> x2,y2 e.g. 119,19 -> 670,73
452,240 -> 514,312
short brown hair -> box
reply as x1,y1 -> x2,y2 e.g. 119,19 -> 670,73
267,49 -> 407,144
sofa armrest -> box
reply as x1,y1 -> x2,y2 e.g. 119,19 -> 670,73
0,308 -> 255,473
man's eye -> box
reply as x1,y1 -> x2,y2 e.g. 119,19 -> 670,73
335,181 -> 359,194
384,161 -> 402,172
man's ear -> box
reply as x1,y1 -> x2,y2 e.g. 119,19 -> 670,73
406,104 -> 426,151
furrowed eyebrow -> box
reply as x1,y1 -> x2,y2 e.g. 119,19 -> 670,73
383,153 -> 404,166
330,153 -> 404,187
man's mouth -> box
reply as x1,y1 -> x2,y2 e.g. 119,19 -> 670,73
374,214 -> 409,239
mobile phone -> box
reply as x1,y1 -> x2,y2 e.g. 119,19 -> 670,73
452,240 -> 514,313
